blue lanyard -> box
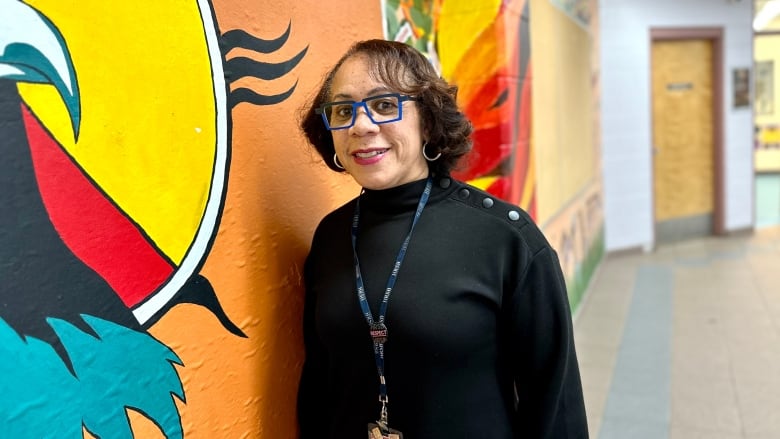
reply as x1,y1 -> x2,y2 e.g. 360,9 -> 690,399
351,177 -> 433,427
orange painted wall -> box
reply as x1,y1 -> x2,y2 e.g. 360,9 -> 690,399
145,2 -> 382,437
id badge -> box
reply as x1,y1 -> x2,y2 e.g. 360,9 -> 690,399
367,423 -> 403,439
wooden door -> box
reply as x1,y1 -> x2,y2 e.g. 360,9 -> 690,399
651,39 -> 715,243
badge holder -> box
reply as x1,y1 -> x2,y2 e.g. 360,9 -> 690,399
367,395 -> 402,438
367,423 -> 403,439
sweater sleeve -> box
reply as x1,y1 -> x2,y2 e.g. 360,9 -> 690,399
297,255 -> 329,439
508,246 -> 589,438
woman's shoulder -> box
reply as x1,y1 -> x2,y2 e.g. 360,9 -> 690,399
444,179 -> 533,224
444,179 -> 550,252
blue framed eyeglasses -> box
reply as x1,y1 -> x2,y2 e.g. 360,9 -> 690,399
315,93 -> 418,131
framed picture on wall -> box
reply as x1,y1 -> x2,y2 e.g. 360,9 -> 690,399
755,61 -> 774,115
733,68 -> 750,108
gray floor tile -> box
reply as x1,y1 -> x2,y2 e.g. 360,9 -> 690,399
670,396 -> 743,434
598,417 -> 669,439
669,425 -> 743,439
735,379 -> 780,437
577,226 -> 780,439
670,372 -> 736,405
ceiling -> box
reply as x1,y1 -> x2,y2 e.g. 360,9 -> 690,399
755,0 -> 780,32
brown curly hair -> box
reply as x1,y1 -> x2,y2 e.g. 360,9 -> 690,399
300,39 -> 473,176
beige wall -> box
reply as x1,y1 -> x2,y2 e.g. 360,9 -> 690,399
530,0 -> 602,307
531,0 -> 596,225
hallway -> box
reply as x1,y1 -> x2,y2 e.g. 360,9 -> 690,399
575,226 -> 780,439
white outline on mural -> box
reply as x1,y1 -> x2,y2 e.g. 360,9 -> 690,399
132,0 -> 228,325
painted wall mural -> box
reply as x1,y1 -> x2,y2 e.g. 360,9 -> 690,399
541,182 -> 604,309
2,0 -> 601,436
382,0 -> 603,309
0,0 -> 306,436
382,0 -> 536,216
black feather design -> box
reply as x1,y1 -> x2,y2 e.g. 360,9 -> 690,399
220,22 -> 308,107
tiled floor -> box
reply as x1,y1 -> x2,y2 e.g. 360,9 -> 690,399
574,226 -> 780,439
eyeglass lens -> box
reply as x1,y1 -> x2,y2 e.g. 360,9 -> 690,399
324,95 -> 402,129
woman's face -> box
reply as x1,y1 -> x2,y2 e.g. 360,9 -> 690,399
328,55 -> 429,190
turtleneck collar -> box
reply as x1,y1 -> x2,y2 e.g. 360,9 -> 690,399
359,175 -> 457,215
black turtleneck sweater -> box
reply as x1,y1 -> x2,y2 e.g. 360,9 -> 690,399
298,176 -> 588,438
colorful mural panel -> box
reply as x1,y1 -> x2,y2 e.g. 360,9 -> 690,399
540,180 -> 604,309
383,0 -> 603,299
383,0 -> 536,216
2,0 -> 602,436
0,0 -> 307,435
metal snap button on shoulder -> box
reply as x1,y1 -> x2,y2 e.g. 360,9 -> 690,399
439,178 -> 451,188
459,188 -> 470,198
482,198 -> 494,208
508,210 -> 520,221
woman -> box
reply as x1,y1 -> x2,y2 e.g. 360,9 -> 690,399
298,39 -> 588,438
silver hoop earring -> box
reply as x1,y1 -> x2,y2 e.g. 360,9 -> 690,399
422,142 -> 441,162
333,153 -> 345,170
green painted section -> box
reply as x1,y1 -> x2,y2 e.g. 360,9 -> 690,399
566,226 -> 605,312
